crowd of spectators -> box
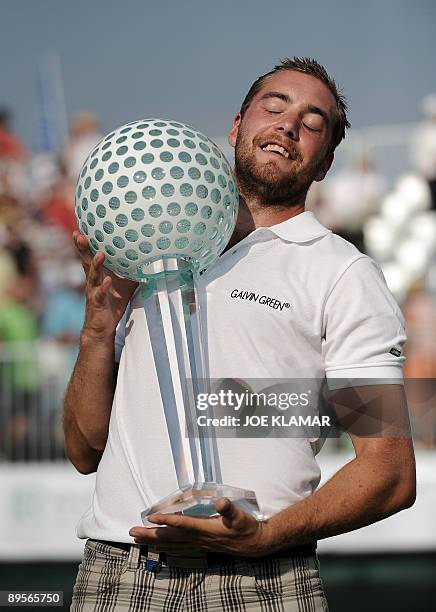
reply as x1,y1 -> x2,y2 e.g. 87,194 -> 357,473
0,109 -> 103,460
1,99 -> 436,460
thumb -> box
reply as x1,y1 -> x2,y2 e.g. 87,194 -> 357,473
216,498 -> 241,529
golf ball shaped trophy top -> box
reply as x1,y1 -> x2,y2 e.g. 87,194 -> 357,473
75,119 -> 263,525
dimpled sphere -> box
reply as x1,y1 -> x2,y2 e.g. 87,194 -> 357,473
75,119 -> 238,279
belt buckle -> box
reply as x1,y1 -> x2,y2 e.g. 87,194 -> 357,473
146,549 -> 162,574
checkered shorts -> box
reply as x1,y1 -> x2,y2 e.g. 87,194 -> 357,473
71,539 -> 329,611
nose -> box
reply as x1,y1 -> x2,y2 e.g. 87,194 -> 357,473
274,111 -> 300,141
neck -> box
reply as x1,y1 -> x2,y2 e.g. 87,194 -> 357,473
225,195 -> 305,251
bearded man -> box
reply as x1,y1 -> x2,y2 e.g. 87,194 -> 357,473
65,57 -> 415,611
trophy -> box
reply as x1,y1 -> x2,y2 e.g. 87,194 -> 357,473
75,119 -> 263,525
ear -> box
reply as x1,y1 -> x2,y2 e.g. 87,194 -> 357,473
228,113 -> 242,148
314,152 -> 334,182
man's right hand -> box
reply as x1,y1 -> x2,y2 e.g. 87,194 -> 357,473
73,231 -> 138,340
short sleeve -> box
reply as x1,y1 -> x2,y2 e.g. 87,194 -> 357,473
322,256 -> 406,388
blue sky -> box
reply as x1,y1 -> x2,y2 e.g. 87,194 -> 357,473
1,0 -> 435,150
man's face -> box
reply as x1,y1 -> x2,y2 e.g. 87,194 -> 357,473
228,70 -> 336,205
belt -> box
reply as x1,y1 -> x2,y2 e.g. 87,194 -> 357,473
96,539 -> 317,569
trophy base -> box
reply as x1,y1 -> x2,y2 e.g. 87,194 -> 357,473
141,482 -> 264,526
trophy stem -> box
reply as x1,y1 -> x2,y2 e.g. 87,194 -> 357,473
141,257 -> 221,489
180,275 -> 222,483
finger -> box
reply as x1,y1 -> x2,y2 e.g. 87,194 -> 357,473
216,498 -> 241,529
73,231 -> 92,271
129,525 -> 189,540
215,498 -> 233,516
129,526 -> 199,543
94,276 -> 112,305
87,252 -> 106,288
145,513 -> 214,534
73,231 -> 90,255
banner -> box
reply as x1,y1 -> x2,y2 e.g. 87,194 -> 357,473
0,463 -> 94,560
0,453 -> 434,560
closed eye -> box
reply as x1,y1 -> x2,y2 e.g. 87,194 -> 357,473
302,112 -> 325,133
303,122 -> 322,132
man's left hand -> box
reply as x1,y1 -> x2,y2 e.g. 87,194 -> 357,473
129,498 -> 272,557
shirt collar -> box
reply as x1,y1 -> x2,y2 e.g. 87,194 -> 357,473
216,210 -> 331,263
268,210 -> 331,243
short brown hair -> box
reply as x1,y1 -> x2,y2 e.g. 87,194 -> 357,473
239,57 -> 350,153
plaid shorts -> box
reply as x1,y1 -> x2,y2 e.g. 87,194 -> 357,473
71,539 -> 329,612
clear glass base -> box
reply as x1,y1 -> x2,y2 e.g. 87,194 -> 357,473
141,482 -> 264,526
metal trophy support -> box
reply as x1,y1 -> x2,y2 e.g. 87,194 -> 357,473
74,118 -> 263,525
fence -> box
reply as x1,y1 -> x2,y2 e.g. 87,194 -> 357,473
0,340 -> 73,462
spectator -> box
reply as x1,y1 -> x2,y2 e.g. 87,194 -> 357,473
39,158 -> 77,237
0,108 -> 25,162
0,109 -> 27,201
411,94 -> 436,210
403,284 -> 436,378
2,225 -> 39,314
64,111 -> 102,182
402,283 -> 436,447
0,226 -> 17,306
0,275 -> 39,460
318,156 -> 386,252
41,260 -> 85,346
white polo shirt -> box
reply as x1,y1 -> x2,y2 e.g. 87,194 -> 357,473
77,211 -> 406,542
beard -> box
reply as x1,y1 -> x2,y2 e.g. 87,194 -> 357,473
234,129 -> 325,207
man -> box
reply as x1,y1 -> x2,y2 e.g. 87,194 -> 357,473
411,93 -> 436,210
0,108 -> 25,162
65,57 -> 416,611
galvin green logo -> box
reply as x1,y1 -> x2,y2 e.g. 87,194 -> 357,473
230,289 -> 291,311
